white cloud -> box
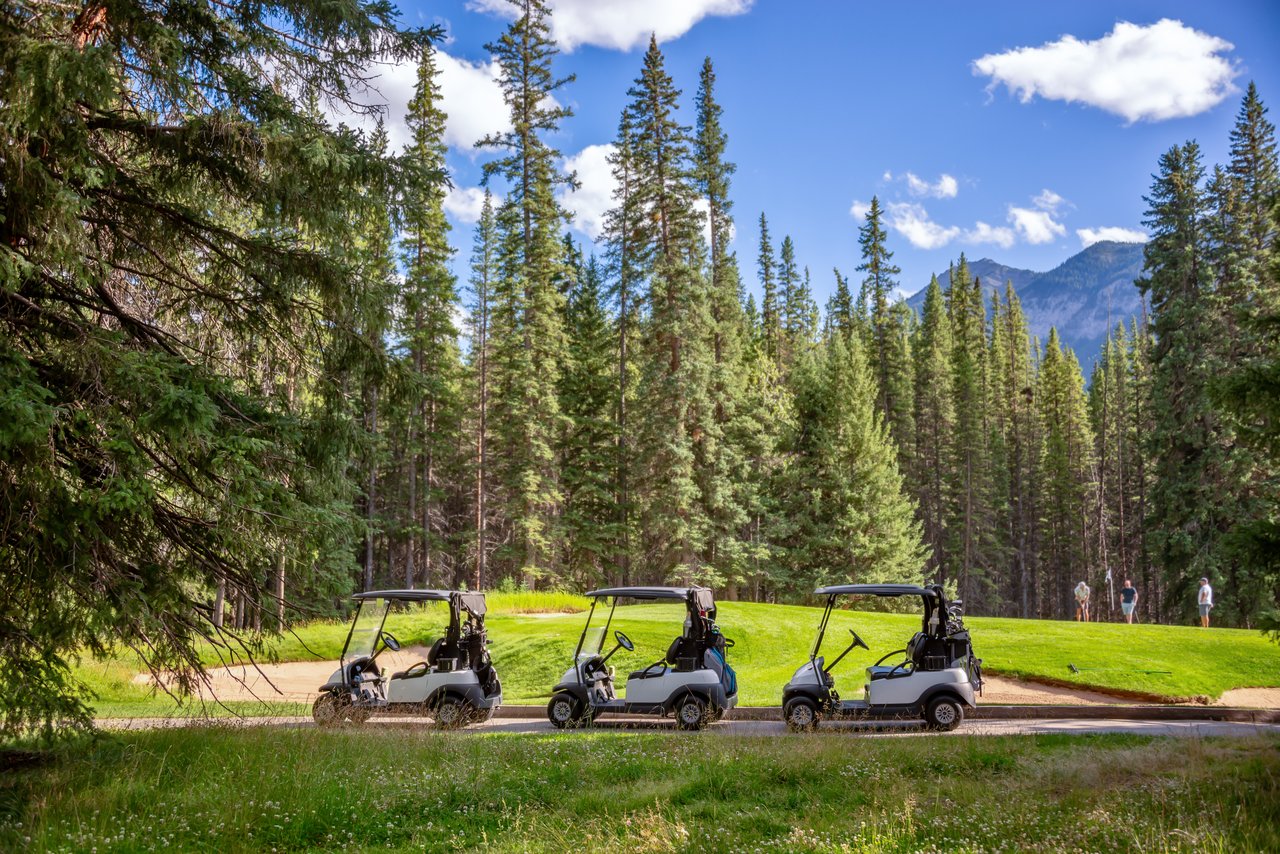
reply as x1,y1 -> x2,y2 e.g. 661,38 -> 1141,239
905,172 -> 959,199
469,0 -> 752,52
1077,226 -> 1148,247
886,202 -> 961,250
436,52 -> 510,151
964,221 -> 1016,249
973,19 -> 1238,123
319,51 -> 508,154
1008,206 -> 1066,245
849,199 -> 872,221
443,185 -> 488,224
559,143 -> 616,240
1032,188 -> 1066,213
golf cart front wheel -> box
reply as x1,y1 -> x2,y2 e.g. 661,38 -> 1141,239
925,696 -> 963,731
675,695 -> 708,731
313,692 -> 348,728
784,697 -> 819,732
547,693 -> 583,729
433,697 -> 473,730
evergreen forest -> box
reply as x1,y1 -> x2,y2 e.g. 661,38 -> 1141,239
2,0 -> 1277,733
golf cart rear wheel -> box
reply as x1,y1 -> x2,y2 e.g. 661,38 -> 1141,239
784,697 -> 819,732
925,696 -> 963,731
547,693 -> 583,729
675,695 -> 708,731
433,697 -> 472,730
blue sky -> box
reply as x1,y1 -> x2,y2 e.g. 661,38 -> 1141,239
354,0 -> 1280,302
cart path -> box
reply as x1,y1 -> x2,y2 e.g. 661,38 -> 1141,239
97,714 -> 1280,739
133,655 -> 1280,708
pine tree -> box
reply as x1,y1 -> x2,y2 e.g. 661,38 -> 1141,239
912,276 -> 956,586
1037,331 -> 1096,618
1139,141 -> 1233,621
625,36 -> 716,582
558,253 -> 618,587
464,190 -> 500,589
757,213 -> 780,360
603,112 -> 643,585
398,43 -> 463,589
693,56 -> 752,593
0,0 -> 432,734
826,268 -> 856,341
781,335 -> 924,592
479,0 -> 575,586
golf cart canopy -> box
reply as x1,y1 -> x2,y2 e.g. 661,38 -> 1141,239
815,584 -> 939,599
586,586 -> 716,612
352,589 -> 487,617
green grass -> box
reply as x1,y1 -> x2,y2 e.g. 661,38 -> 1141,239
83,596 -> 1280,716
2,728 -> 1277,852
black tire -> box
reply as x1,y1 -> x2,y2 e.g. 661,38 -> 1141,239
674,694 -> 708,731
547,693 -> 582,729
709,706 -> 727,723
313,692 -> 344,728
925,696 -> 963,731
433,696 -> 472,730
784,697 -> 819,732
348,706 -> 373,725
471,706 -> 496,725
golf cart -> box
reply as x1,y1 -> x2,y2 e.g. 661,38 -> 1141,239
781,583 -> 982,732
313,589 -> 501,729
546,586 -> 738,730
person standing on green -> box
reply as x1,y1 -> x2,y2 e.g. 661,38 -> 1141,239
1198,578 -> 1213,628
1074,581 -> 1091,622
1120,580 -> 1137,624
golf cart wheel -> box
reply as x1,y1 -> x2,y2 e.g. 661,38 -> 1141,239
433,696 -> 472,730
313,692 -> 347,728
675,694 -> 708,731
547,693 -> 582,729
925,696 -> 963,731
471,705 -> 496,725
709,706 -> 727,723
784,697 -> 819,732
348,706 -> 373,725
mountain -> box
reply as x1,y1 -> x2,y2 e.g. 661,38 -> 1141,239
906,241 -> 1147,368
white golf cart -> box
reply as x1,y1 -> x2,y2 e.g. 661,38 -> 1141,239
781,583 -> 982,732
313,589 -> 501,729
546,586 -> 738,730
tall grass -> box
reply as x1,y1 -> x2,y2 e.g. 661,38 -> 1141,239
2,729 -> 1276,852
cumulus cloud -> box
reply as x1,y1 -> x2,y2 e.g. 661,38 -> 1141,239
469,0 -> 752,52
973,19 -> 1238,123
558,143 -> 616,240
1032,188 -> 1066,213
964,221 -> 1016,249
319,51 -> 508,153
849,199 -> 872,222
1008,207 -> 1066,244
436,52 -> 510,151
905,172 -> 959,199
1077,226 -> 1148,247
886,202 -> 961,250
443,185 -> 488,224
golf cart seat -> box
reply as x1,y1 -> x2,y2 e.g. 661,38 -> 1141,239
390,662 -> 431,680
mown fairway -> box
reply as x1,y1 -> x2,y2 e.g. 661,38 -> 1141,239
2,728 -> 1277,853
81,594 -> 1280,716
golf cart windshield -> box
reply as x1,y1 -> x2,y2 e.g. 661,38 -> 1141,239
345,598 -> 388,661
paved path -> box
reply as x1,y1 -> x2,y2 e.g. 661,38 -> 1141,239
100,714 -> 1280,739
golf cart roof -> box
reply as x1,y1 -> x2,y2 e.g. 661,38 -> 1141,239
588,588 -> 711,601
354,589 -> 455,602
352,589 -> 488,616
815,584 -> 939,598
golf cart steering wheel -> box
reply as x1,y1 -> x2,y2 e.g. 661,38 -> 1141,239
614,630 -> 634,651
381,631 -> 401,652
850,629 -> 869,651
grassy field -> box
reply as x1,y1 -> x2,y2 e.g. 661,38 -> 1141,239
80,595 -> 1280,716
2,728 -> 1277,852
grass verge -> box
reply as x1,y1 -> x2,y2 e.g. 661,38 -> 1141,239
2,728 -> 1277,852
